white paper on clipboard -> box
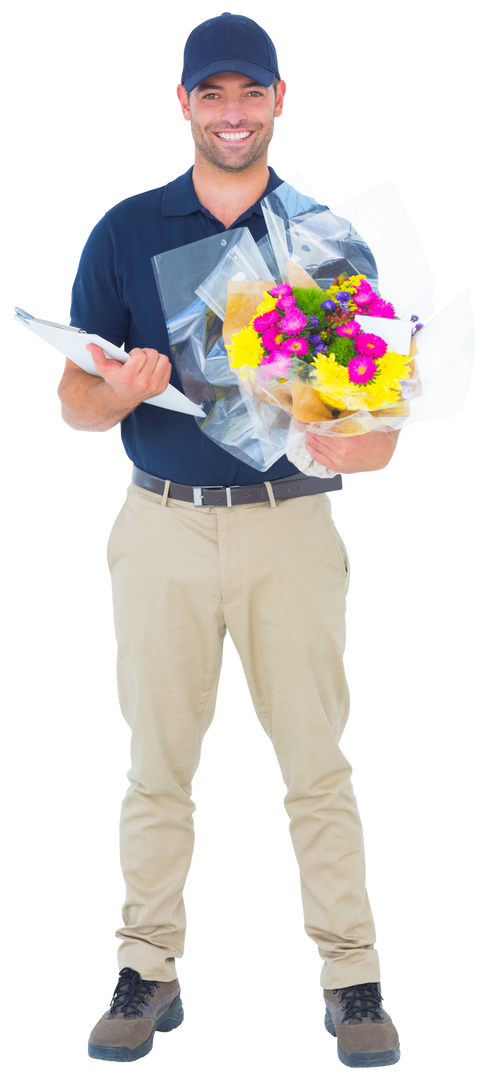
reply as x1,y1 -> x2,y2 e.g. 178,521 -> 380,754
13,309 -> 206,418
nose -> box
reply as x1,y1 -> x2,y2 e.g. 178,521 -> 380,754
218,98 -> 248,126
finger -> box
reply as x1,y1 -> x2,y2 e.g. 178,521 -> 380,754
127,347 -> 146,359
85,342 -> 123,367
86,342 -> 109,363
86,343 -> 103,355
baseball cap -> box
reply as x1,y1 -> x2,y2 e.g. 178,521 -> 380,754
181,12 -> 280,93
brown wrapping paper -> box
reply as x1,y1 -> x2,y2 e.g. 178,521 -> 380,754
285,261 -> 318,290
222,279 -> 275,348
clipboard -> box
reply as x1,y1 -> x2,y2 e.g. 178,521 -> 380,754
14,308 -> 206,418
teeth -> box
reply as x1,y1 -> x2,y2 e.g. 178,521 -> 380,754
217,131 -> 251,141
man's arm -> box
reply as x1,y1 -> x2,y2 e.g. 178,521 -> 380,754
58,344 -> 172,432
58,357 -> 131,432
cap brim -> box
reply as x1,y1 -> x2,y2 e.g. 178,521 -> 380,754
183,61 -> 276,93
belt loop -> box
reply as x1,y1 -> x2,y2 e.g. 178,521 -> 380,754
264,481 -> 277,509
160,479 -> 171,507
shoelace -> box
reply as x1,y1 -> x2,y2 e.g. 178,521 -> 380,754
338,982 -> 383,1022
109,967 -> 161,1018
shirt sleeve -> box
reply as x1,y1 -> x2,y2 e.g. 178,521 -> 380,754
70,214 -> 129,347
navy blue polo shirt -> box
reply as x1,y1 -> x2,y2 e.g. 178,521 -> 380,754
70,165 -> 297,487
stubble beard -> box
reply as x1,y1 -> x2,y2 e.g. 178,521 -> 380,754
190,118 -> 275,173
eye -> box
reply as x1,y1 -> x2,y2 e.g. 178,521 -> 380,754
248,91 -> 263,97
203,93 -> 219,100
201,90 -> 263,98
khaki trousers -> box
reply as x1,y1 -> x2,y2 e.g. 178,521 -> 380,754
107,482 -> 380,990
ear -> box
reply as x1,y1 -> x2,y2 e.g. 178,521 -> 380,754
177,83 -> 191,121
276,77 -> 287,118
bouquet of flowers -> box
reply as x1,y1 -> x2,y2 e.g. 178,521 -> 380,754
152,180 -> 474,474
226,270 -> 421,429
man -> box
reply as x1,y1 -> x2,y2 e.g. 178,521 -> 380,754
58,13 -> 401,1069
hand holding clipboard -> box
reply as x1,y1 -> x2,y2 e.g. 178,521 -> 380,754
13,309 -> 205,418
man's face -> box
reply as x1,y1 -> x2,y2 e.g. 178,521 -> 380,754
177,72 -> 285,172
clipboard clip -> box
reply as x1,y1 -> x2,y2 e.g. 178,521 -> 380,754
14,307 -> 34,324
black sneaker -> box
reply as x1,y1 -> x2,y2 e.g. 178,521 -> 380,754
324,982 -> 400,1068
88,967 -> 183,1061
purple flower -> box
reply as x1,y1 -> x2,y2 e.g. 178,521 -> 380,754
321,299 -> 336,312
410,314 -> 419,322
335,291 -> 351,303
309,315 -> 320,327
309,334 -> 322,344
314,344 -> 325,353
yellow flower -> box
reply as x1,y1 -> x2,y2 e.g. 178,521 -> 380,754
368,351 -> 412,406
254,292 -> 277,317
228,325 -> 264,368
312,353 -> 355,410
312,350 -> 411,411
325,274 -> 366,303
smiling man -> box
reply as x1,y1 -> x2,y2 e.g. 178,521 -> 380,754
176,68 -> 285,229
171,35 -> 399,473
58,12 -> 400,1070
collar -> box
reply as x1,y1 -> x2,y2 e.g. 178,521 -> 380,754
161,165 -> 284,220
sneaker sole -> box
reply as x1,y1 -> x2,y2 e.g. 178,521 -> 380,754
88,994 -> 184,1062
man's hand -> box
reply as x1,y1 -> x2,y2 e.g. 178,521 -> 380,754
87,344 -> 171,409
305,428 -> 400,474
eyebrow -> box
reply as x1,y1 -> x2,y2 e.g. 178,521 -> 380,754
195,80 -> 266,92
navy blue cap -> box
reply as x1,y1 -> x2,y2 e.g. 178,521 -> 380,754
181,12 -> 280,93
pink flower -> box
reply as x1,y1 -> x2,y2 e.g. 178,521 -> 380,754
268,283 -> 293,299
260,351 -> 293,377
276,293 -> 296,311
336,319 -> 361,338
353,283 -> 376,307
253,309 -> 280,332
262,346 -> 290,364
354,332 -> 388,359
279,308 -> 307,333
261,325 -> 283,350
348,355 -> 378,385
367,298 -> 396,319
282,336 -> 308,356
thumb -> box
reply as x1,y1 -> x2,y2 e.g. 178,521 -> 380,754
86,342 -> 108,365
86,342 -> 123,373
86,343 -> 106,357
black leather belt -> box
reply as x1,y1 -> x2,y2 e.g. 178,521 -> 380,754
132,466 -> 342,506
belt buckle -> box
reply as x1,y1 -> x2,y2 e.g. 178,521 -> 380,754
193,485 -> 237,507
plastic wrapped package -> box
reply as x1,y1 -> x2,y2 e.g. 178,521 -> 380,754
151,174 -> 477,475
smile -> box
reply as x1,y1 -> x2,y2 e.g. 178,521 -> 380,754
215,131 -> 253,141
